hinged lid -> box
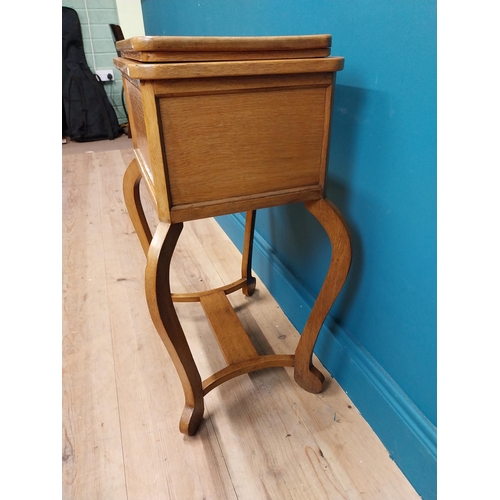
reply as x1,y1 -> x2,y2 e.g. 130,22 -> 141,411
116,35 -> 332,62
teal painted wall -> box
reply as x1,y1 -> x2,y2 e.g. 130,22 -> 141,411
141,1 -> 436,498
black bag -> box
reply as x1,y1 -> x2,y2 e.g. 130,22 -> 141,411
62,7 -> 121,142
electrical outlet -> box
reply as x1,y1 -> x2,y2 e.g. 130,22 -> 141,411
95,69 -> 114,82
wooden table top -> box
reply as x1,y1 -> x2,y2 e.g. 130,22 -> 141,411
116,34 -> 334,63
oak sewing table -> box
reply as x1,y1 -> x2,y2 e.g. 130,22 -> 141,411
114,35 -> 351,435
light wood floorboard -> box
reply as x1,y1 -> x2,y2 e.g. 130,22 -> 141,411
62,146 -> 421,499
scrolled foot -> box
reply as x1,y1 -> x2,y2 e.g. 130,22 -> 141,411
294,364 -> 325,394
179,402 -> 205,436
242,276 -> 256,296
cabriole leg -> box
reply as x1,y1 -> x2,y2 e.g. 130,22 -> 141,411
241,210 -> 257,296
123,158 -> 152,256
145,221 -> 205,435
294,198 -> 352,393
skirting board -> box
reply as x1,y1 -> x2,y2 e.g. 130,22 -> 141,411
216,212 -> 437,500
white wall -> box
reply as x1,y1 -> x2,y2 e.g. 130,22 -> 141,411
115,0 -> 145,38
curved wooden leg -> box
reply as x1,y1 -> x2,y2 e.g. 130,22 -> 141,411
145,222 -> 205,435
123,158 -> 152,256
294,198 -> 352,393
241,210 -> 257,296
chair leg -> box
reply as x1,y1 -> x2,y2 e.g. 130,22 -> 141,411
145,221 -> 205,435
294,198 -> 352,393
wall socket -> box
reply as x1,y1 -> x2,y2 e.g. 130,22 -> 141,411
95,69 -> 115,82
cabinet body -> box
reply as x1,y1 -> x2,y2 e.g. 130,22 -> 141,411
114,35 -> 344,222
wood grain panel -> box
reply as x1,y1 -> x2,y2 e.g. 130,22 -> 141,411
160,85 -> 329,207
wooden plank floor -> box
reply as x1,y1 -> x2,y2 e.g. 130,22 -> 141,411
62,147 -> 421,500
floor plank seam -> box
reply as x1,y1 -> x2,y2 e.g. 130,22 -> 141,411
99,153 -> 130,500
208,416 -> 240,500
